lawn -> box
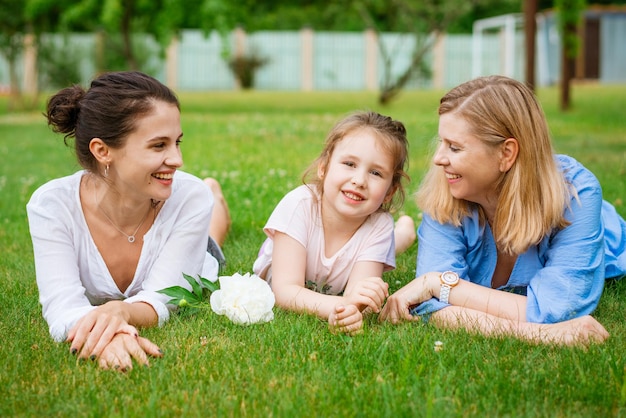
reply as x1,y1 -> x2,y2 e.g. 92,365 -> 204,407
1,84 -> 625,417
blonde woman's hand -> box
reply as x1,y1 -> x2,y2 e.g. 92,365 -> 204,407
379,274 -> 437,324
541,315 -> 609,346
328,304 -> 363,336
343,276 -> 389,313
67,301 -> 138,360
97,333 -> 163,371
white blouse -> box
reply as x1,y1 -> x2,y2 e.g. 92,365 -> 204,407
27,170 -> 218,341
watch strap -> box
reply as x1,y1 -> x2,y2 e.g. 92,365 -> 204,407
440,283 -> 452,304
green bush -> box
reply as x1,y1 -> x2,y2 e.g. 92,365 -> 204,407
227,53 -> 269,89
36,36 -> 84,90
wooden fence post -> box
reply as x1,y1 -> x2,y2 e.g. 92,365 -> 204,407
301,27 -> 314,91
166,37 -> 179,90
433,32 -> 446,89
364,28 -> 378,91
23,33 -> 37,96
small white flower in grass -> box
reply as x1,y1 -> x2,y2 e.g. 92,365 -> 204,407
210,272 -> 275,325
434,340 -> 443,352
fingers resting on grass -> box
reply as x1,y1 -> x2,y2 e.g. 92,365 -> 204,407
96,334 -> 163,372
67,302 -> 138,359
328,304 -> 363,336
343,276 -> 389,313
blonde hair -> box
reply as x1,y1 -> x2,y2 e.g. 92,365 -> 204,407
416,75 -> 571,254
302,111 -> 410,213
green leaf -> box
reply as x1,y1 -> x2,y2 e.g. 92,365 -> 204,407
157,285 -> 200,305
199,276 -> 220,293
182,272 -> 203,299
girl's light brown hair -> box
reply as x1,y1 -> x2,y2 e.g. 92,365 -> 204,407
416,75 -> 571,254
302,111 -> 410,213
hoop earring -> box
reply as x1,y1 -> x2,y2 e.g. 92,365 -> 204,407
104,164 -> 109,177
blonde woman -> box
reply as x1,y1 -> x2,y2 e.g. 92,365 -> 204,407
381,76 -> 626,346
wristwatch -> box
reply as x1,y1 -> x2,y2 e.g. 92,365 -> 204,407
439,271 -> 460,304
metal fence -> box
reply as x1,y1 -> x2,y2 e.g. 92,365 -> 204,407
1,13 -> 625,94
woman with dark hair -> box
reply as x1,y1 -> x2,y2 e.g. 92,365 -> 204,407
27,71 -> 230,370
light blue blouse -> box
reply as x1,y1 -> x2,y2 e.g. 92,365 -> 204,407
411,155 -> 626,324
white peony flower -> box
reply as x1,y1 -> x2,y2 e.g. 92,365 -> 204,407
210,272 -> 275,325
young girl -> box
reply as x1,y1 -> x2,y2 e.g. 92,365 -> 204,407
253,111 -> 411,335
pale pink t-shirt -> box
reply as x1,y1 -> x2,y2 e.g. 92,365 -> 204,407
253,185 -> 395,295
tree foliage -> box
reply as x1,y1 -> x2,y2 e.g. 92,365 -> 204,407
25,0 -> 189,71
210,0 -> 523,33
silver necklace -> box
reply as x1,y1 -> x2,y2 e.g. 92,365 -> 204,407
95,184 -> 153,243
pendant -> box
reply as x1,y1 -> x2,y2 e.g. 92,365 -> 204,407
128,236 -> 136,243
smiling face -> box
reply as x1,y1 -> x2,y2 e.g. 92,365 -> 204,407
434,112 -> 505,215
318,128 -> 395,224
106,100 -> 183,203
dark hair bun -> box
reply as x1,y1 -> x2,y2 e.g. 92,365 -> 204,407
45,85 -> 85,137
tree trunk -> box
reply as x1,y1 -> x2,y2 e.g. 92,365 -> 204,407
524,0 -> 538,91
121,3 -> 138,71
560,22 -> 577,111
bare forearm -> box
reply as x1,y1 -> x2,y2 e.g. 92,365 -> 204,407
431,306 -> 530,338
103,300 -> 158,328
274,285 -> 343,320
123,302 -> 159,328
423,272 -> 528,321
430,306 -> 608,346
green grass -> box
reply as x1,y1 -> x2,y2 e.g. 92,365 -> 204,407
1,85 -> 625,417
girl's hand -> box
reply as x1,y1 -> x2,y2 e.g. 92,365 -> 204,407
379,274 -> 437,324
328,305 -> 363,336
343,276 -> 389,313
67,301 -> 137,360
97,334 -> 163,371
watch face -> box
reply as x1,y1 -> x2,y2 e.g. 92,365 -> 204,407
441,271 -> 459,285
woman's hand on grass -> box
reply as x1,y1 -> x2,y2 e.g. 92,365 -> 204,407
379,274 -> 436,324
97,334 -> 163,372
328,304 -> 363,336
541,315 -> 609,346
67,301 -> 138,360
